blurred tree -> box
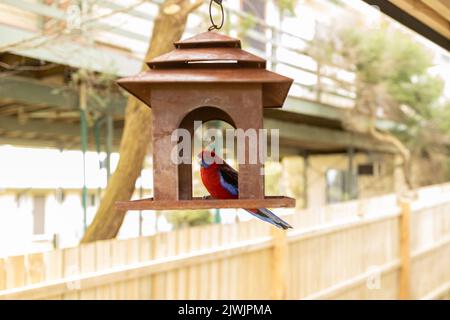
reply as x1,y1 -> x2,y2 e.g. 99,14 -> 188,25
81,0 -> 204,243
166,210 -> 213,228
278,0 -> 298,16
311,20 -> 449,188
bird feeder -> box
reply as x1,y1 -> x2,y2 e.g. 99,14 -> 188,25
115,32 -> 295,210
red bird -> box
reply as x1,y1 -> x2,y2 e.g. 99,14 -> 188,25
198,149 -> 292,229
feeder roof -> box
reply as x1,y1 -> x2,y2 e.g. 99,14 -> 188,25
174,31 -> 241,48
117,32 -> 293,108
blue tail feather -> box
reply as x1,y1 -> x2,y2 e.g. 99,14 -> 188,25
245,208 -> 292,230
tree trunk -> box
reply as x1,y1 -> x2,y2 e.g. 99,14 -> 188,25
343,84 -> 414,191
81,0 -> 204,243
343,107 -> 413,191
368,124 -> 413,190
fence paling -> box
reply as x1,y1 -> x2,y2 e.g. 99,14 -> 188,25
271,228 -> 288,299
398,199 -> 411,299
0,237 -> 273,300
0,182 -> 449,299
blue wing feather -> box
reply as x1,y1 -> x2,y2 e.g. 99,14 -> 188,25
218,163 -> 238,196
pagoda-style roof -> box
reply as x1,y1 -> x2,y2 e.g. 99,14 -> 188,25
174,32 -> 241,48
117,32 -> 293,108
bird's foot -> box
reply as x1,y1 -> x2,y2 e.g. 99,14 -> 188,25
202,195 -> 213,200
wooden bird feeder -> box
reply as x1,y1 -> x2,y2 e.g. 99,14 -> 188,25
115,32 -> 295,210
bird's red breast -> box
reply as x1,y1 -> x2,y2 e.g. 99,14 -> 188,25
200,165 -> 237,199
198,150 -> 237,200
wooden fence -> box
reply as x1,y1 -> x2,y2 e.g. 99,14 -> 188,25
0,183 -> 449,300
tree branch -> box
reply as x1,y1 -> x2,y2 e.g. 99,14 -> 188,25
367,122 -> 413,190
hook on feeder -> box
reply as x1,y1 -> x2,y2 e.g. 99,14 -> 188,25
208,0 -> 224,31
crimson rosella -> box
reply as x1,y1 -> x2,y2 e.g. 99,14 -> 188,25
198,149 -> 292,229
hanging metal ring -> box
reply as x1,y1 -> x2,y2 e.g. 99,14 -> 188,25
208,0 -> 224,31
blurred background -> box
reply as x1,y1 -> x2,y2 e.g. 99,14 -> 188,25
0,0 -> 449,300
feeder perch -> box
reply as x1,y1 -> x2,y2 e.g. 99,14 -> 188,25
115,32 -> 295,210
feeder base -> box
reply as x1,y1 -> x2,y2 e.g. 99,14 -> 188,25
115,196 -> 295,211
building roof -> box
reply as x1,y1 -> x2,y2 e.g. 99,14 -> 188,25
361,0 -> 450,51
